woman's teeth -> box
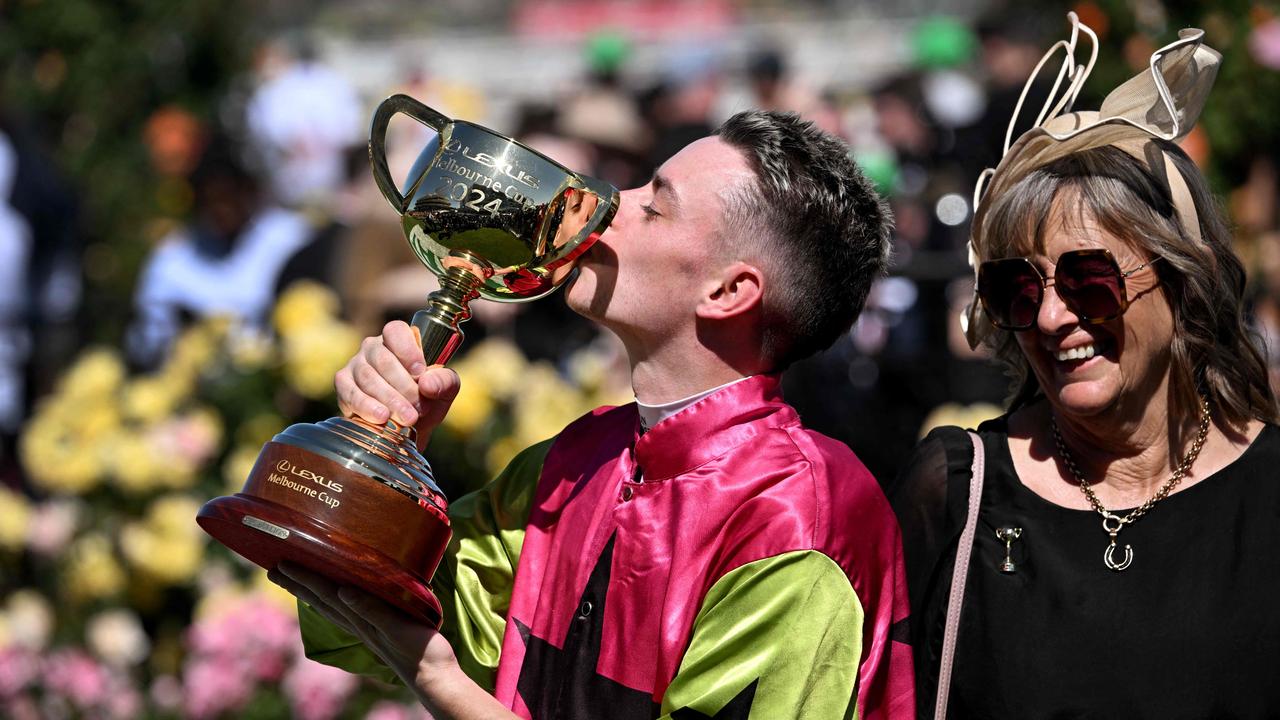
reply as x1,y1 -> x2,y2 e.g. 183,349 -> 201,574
1055,344 -> 1097,362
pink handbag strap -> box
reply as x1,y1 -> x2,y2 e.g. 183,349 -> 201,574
934,430 -> 984,720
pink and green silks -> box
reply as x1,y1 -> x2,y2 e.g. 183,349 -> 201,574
301,374 -> 915,719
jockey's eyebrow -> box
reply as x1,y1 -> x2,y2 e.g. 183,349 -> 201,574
651,172 -> 681,216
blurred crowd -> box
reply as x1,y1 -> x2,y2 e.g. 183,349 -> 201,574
4,7 -> 1280,486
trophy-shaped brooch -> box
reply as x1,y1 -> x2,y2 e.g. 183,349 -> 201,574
198,94 -> 619,627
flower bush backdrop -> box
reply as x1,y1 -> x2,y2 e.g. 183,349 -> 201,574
0,281 -> 629,719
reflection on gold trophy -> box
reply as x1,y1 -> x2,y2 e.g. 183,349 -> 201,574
197,95 -> 619,626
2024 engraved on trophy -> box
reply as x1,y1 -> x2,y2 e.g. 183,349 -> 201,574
198,94 -> 619,627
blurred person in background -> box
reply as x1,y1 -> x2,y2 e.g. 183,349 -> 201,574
273,144 -> 367,299
743,46 -> 842,137
892,19 -> 1280,717
968,4 -> 1056,173
274,110 -> 914,719
639,46 -> 722,168
870,74 -> 940,254
127,137 -> 315,368
0,100 -> 80,484
245,35 -> 363,209
0,132 -> 28,467
781,72 -> 965,485
558,31 -> 651,190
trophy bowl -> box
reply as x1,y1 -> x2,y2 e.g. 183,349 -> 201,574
197,94 -> 619,626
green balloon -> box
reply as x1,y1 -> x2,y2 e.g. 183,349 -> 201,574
855,150 -> 900,197
912,16 -> 976,69
585,31 -> 631,74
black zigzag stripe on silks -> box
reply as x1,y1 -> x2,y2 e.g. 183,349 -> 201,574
514,533 -> 660,719
890,616 -> 911,645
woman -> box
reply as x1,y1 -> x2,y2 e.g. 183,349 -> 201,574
893,16 -> 1280,718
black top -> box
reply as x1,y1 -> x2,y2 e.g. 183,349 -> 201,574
890,415 -> 1280,719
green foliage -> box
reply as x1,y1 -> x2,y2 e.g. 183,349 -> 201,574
0,0 -> 257,343
1087,0 -> 1280,189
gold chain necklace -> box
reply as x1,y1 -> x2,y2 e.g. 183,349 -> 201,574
1050,397 -> 1211,572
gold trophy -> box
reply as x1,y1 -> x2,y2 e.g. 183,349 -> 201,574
198,95 -> 619,627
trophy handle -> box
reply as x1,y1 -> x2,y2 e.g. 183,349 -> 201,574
369,94 -> 452,211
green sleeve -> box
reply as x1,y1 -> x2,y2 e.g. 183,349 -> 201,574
659,550 -> 864,720
299,438 -> 554,689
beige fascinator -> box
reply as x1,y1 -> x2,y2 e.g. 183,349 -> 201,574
962,11 -> 1222,349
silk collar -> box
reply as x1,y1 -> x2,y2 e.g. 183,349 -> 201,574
632,373 -> 798,482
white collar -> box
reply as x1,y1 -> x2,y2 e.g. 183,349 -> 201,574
635,376 -> 753,432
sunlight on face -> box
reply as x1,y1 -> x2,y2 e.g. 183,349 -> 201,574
565,137 -> 757,348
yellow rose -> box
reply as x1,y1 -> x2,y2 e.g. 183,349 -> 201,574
249,568 -> 299,613
121,495 -> 207,586
164,319 -> 224,383
222,445 -> 261,493
189,559 -> 243,620
512,363 -> 588,448
485,435 -> 524,477
193,583 -> 246,623
122,525 -> 203,585
58,348 -> 126,400
282,320 -> 361,399
441,376 -> 495,436
20,416 -> 104,495
236,412 -> 286,448
106,430 -> 165,495
274,281 -> 341,337
0,487 -> 31,550
73,402 -> 123,441
122,376 -> 180,424
64,533 -> 126,602
592,384 -> 634,411
454,339 -> 528,400
153,495 -> 202,536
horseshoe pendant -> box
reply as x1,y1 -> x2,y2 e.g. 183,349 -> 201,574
1100,512 -> 1133,571
1104,540 -> 1133,571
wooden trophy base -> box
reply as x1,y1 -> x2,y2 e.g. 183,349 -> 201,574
198,424 -> 452,629
198,493 -> 443,627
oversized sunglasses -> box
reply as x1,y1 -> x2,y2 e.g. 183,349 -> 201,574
976,249 -> 1160,330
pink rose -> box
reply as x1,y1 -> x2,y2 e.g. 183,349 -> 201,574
182,655 -> 256,719
1250,18 -> 1280,70
0,648 -> 38,697
283,658 -> 358,720
41,649 -> 109,709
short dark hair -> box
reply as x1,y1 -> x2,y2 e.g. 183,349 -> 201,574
715,110 -> 892,369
